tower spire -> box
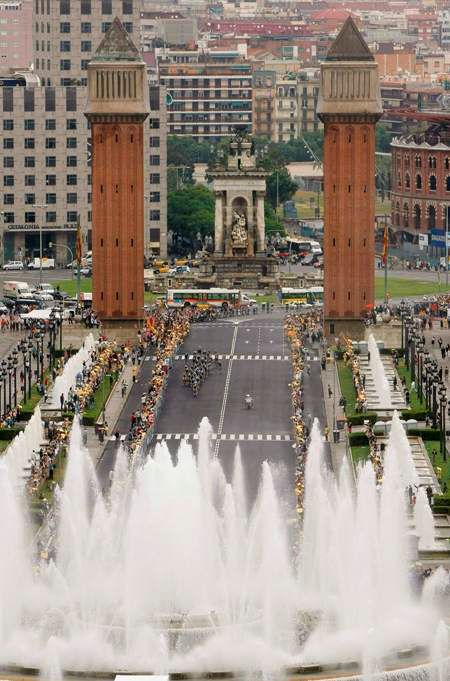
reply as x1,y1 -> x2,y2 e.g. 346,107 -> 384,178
93,16 -> 141,62
326,16 -> 373,62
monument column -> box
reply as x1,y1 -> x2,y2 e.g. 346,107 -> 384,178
256,192 -> 265,253
85,18 -> 148,321
246,203 -> 254,257
317,17 -> 382,338
214,191 -> 224,254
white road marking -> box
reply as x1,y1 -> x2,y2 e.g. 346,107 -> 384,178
154,433 -> 292,442
215,324 -> 239,455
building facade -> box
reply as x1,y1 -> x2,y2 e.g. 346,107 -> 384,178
391,125 -> 450,238
33,0 -> 141,86
318,17 -> 382,338
0,0 -> 167,263
86,18 -> 147,320
157,48 -> 252,140
0,82 -> 166,263
0,0 -> 33,69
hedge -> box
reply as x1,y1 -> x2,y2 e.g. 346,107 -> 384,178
407,428 -> 441,440
348,433 -> 369,447
347,413 -> 378,426
0,427 -> 23,441
432,495 -> 450,514
400,409 -> 430,421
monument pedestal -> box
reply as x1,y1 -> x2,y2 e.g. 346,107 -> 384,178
198,254 -> 279,290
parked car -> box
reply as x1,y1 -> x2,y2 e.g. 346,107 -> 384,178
3,261 -> 24,271
35,283 -> 56,296
52,289 -> 70,301
301,254 -> 317,266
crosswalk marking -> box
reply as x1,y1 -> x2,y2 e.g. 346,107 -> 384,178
165,354 -> 290,361
153,433 -> 292,443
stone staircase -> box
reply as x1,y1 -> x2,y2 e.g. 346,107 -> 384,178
377,435 -> 441,494
359,354 -> 406,411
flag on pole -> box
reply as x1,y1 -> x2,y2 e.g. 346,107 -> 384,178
381,223 -> 388,265
76,217 -> 82,264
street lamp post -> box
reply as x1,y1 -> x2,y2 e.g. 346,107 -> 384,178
1,360 -> 7,415
12,349 -> 18,408
32,203 -> 48,286
27,338 -> 33,400
19,341 -> 27,401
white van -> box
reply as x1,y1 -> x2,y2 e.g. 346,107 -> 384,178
3,280 -> 32,299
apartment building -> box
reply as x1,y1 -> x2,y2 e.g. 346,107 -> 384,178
0,0 -> 32,70
0,83 -> 167,262
34,0 -> 141,86
157,47 -> 252,140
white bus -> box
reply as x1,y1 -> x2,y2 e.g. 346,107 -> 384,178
280,287 -> 324,306
166,288 -> 254,309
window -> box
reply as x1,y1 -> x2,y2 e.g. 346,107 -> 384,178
150,155 -> 160,166
45,119 -> 56,130
24,119 -> 35,130
45,156 -> 56,167
150,173 -> 160,184
149,192 -> 160,202
45,88 -> 55,112
3,157 -> 13,168
24,212 -> 36,223
60,59 -> 71,71
150,136 -> 160,148
150,228 -> 160,242
123,22 -> 133,33
3,138 -> 13,149
415,155 -> 422,168
3,194 -> 14,205
66,192 -> 77,204
46,193 -> 56,204
2,88 -> 13,112
60,22 -> 70,33
3,213 -> 14,224
102,0 -> 112,13
428,205 -> 436,229
429,156 -> 437,169
3,119 -> 13,130
149,118 -> 160,129
446,157 -> 450,170
60,0 -> 70,14
414,205 -> 421,229
405,173 -> 410,189
66,119 -> 77,130
25,157 -> 35,168
429,175 -> 437,191
81,60 -> 89,72
24,138 -> 35,149
123,0 -> 133,13
80,0 -> 91,12
67,211 -> 77,222
67,174 -> 77,185
66,156 -> 77,167
101,22 -> 111,33
81,40 -> 91,52
403,203 -> 409,228
24,87 -> 35,112
24,193 -> 35,205
45,137 -> 56,149
60,40 -> 71,52
67,137 -> 77,148
416,174 -> 422,190
150,210 -> 160,220
46,175 -> 56,186
46,211 -> 56,223
81,22 -> 91,33
25,176 -> 35,186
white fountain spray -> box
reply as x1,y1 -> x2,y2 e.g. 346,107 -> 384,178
367,334 -> 393,409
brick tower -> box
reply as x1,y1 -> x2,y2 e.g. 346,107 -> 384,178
318,17 -> 382,338
85,18 -> 148,321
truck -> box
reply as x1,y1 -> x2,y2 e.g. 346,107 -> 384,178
3,281 -> 32,299
27,257 -> 56,270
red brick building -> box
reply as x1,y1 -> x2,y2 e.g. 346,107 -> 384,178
85,19 -> 148,321
391,123 -> 450,238
318,17 -> 382,337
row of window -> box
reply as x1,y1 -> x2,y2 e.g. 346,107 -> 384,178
3,157 -> 79,168
397,154 -> 450,170
2,87 -> 160,113
56,0 -> 134,15
1,209 -> 159,224
4,193 -> 82,205
0,173 -> 161,187
4,173 -> 79,183
394,204 -> 436,229
4,118 -> 78,130
398,173 -> 450,191
3,137 -> 78,149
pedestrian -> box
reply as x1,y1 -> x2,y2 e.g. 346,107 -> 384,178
432,448 -> 437,465
328,385 -> 332,398
393,375 -> 398,391
445,366 -> 449,382
426,485 -> 433,506
59,393 -> 64,411
405,389 -> 410,405
324,425 -> 329,441
132,365 -> 137,384
347,421 -> 352,434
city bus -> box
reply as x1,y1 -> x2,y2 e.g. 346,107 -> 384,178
166,288 -> 254,309
280,287 -> 324,306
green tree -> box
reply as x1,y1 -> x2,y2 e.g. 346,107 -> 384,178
375,124 -> 392,154
266,167 -> 298,209
265,204 -> 285,235
168,185 -> 215,242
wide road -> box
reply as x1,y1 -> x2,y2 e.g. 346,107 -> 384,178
152,313 -> 326,512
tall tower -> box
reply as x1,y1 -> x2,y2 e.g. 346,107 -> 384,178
85,18 -> 148,321
318,18 -> 382,338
